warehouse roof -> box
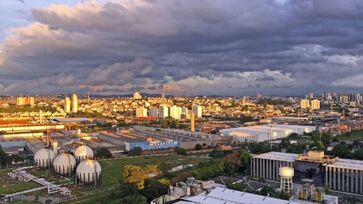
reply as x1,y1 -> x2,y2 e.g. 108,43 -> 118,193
174,187 -> 300,204
252,152 -> 298,162
327,158 -> 363,170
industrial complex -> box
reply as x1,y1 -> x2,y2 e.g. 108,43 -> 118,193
251,150 -> 363,194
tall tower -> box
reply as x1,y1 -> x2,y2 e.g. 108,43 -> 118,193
71,94 -> 78,113
279,167 -> 294,194
190,111 -> 195,132
64,97 -> 71,113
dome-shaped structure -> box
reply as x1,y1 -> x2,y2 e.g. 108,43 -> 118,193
34,148 -> 55,168
76,159 -> 102,184
53,153 -> 76,175
74,145 -> 93,161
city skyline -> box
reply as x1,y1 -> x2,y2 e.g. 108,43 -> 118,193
1,0 -> 363,96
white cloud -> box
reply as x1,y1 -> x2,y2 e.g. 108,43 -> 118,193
325,54 -> 359,66
332,74 -> 363,87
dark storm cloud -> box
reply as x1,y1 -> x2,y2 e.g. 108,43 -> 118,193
0,0 -> 363,95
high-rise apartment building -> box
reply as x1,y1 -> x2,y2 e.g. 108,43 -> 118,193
135,107 -> 148,117
169,105 -> 182,119
148,107 -> 159,118
16,96 -> 35,106
311,99 -> 320,110
192,105 -> 203,118
159,105 -> 169,119
64,97 -> 71,113
300,99 -> 310,109
71,94 -> 78,113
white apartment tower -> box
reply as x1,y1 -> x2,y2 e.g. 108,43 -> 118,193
135,107 -> 148,117
192,105 -> 203,118
300,99 -> 310,109
71,94 -> 78,113
159,105 -> 169,119
148,107 -> 159,118
169,105 -> 182,120
311,99 -> 321,110
64,97 -> 71,113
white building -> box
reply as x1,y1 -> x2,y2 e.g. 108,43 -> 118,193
300,99 -> 310,109
71,94 -> 78,113
220,124 -> 315,143
252,150 -> 363,195
159,105 -> 169,119
174,187 -> 300,204
149,107 -> 159,118
135,107 -> 148,118
64,97 -> 71,113
169,105 -> 182,119
325,158 -> 363,194
192,105 -> 203,118
311,99 -> 320,110
251,152 -> 297,181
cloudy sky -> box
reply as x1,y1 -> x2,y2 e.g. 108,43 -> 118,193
0,0 -> 363,96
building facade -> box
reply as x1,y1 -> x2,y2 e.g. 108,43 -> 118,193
251,152 -> 296,181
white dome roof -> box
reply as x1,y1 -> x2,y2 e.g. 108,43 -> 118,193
34,148 -> 55,168
53,153 -> 76,175
74,145 -> 93,161
76,159 -> 102,183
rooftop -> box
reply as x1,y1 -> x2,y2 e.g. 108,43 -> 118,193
252,152 -> 298,162
327,158 -> 363,170
175,187 -> 300,204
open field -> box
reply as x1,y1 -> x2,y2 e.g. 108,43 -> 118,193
0,169 -> 40,195
99,154 -> 209,187
0,179 -> 40,195
68,154 -> 210,204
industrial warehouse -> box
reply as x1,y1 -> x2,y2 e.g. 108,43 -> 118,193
220,124 -> 315,142
251,150 -> 363,194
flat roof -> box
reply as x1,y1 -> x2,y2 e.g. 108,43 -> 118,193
175,187 -> 300,204
252,152 -> 298,162
327,158 -> 363,170
50,118 -> 90,122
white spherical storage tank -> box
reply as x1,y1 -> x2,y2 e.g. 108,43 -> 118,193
53,153 -> 76,175
74,145 -> 93,161
76,159 -> 102,184
34,148 -> 55,168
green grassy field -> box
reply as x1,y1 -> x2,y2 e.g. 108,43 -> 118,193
0,180 -> 40,195
99,154 -> 209,188
0,169 -> 41,195
68,154 -> 210,204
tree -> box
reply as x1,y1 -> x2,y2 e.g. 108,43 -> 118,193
95,147 -> 112,159
120,194 -> 147,204
129,147 -> 143,156
195,144 -> 202,150
332,143 -> 351,158
239,149 -> 251,173
259,186 -> 275,196
176,147 -> 187,155
227,182 -> 246,191
122,165 -> 159,189
209,149 -> 232,159
223,154 -> 241,176
279,138 -> 290,149
141,178 -> 169,201
353,148 -> 363,160
0,146 -> 11,168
